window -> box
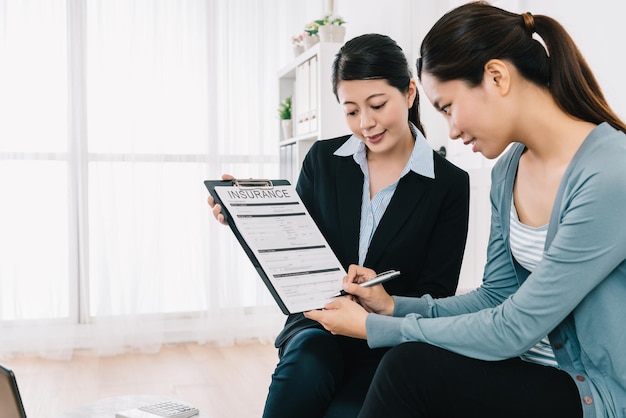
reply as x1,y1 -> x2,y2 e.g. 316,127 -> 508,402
0,0 -> 285,356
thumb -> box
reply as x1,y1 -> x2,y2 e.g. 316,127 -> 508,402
343,282 -> 364,296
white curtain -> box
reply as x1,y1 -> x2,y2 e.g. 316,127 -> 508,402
0,0 -> 288,359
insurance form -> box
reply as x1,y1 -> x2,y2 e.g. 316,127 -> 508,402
207,180 -> 346,314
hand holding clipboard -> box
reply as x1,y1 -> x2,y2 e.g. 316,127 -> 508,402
207,173 -> 235,225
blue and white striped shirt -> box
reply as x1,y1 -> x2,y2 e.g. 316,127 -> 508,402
333,124 -> 435,265
510,200 -> 558,368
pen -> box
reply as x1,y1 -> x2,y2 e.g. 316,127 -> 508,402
332,270 -> 401,297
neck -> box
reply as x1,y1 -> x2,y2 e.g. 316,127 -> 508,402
516,91 -> 595,165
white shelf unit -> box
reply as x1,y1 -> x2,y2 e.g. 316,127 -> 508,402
278,42 -> 349,184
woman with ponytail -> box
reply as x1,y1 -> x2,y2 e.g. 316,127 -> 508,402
305,3 -> 626,417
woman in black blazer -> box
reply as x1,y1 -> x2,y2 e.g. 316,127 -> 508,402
210,34 -> 469,418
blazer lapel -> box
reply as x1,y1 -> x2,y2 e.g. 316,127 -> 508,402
336,157 -> 364,264
365,173 -> 426,267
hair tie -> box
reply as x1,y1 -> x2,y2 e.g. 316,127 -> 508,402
522,12 -> 550,57
521,12 -> 536,34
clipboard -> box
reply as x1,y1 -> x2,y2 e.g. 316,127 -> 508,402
204,179 -> 346,315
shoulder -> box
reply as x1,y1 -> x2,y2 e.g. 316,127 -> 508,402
299,135 -> 359,192
307,134 -> 353,156
577,123 -> 626,168
567,124 -> 626,195
433,151 -> 469,183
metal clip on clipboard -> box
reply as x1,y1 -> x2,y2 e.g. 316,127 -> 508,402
233,179 -> 274,189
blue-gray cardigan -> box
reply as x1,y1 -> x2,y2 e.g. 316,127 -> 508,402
367,123 -> 626,417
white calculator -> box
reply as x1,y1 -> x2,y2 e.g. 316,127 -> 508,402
138,401 -> 199,418
116,400 -> 199,418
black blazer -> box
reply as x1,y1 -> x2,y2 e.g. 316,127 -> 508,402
275,135 -> 470,347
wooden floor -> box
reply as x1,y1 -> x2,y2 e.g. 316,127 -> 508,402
2,341 -> 278,418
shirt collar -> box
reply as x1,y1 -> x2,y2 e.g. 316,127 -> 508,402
333,123 -> 435,179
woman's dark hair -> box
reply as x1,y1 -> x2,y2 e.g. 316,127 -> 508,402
417,1 -> 626,133
332,33 -> 425,136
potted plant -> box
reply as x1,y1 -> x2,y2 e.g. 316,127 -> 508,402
278,96 -> 293,140
291,33 -> 306,57
303,21 -> 321,49
317,14 -> 346,43
304,20 -> 321,37
322,14 -> 346,26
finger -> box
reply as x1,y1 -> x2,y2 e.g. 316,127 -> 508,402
347,264 -> 359,275
344,264 -> 357,284
211,204 -> 228,225
342,282 -> 364,297
221,173 -> 235,181
323,299 -> 346,310
303,309 -> 323,321
211,203 -> 222,219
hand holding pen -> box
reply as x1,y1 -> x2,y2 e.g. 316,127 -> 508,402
333,265 -> 398,316
333,270 -> 401,297
304,265 -> 397,336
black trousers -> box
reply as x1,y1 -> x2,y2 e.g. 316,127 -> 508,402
359,342 -> 583,418
262,328 -> 388,418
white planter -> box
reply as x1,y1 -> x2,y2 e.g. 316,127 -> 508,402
281,119 -> 293,140
293,44 -> 305,57
318,25 -> 346,43
303,35 -> 319,50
